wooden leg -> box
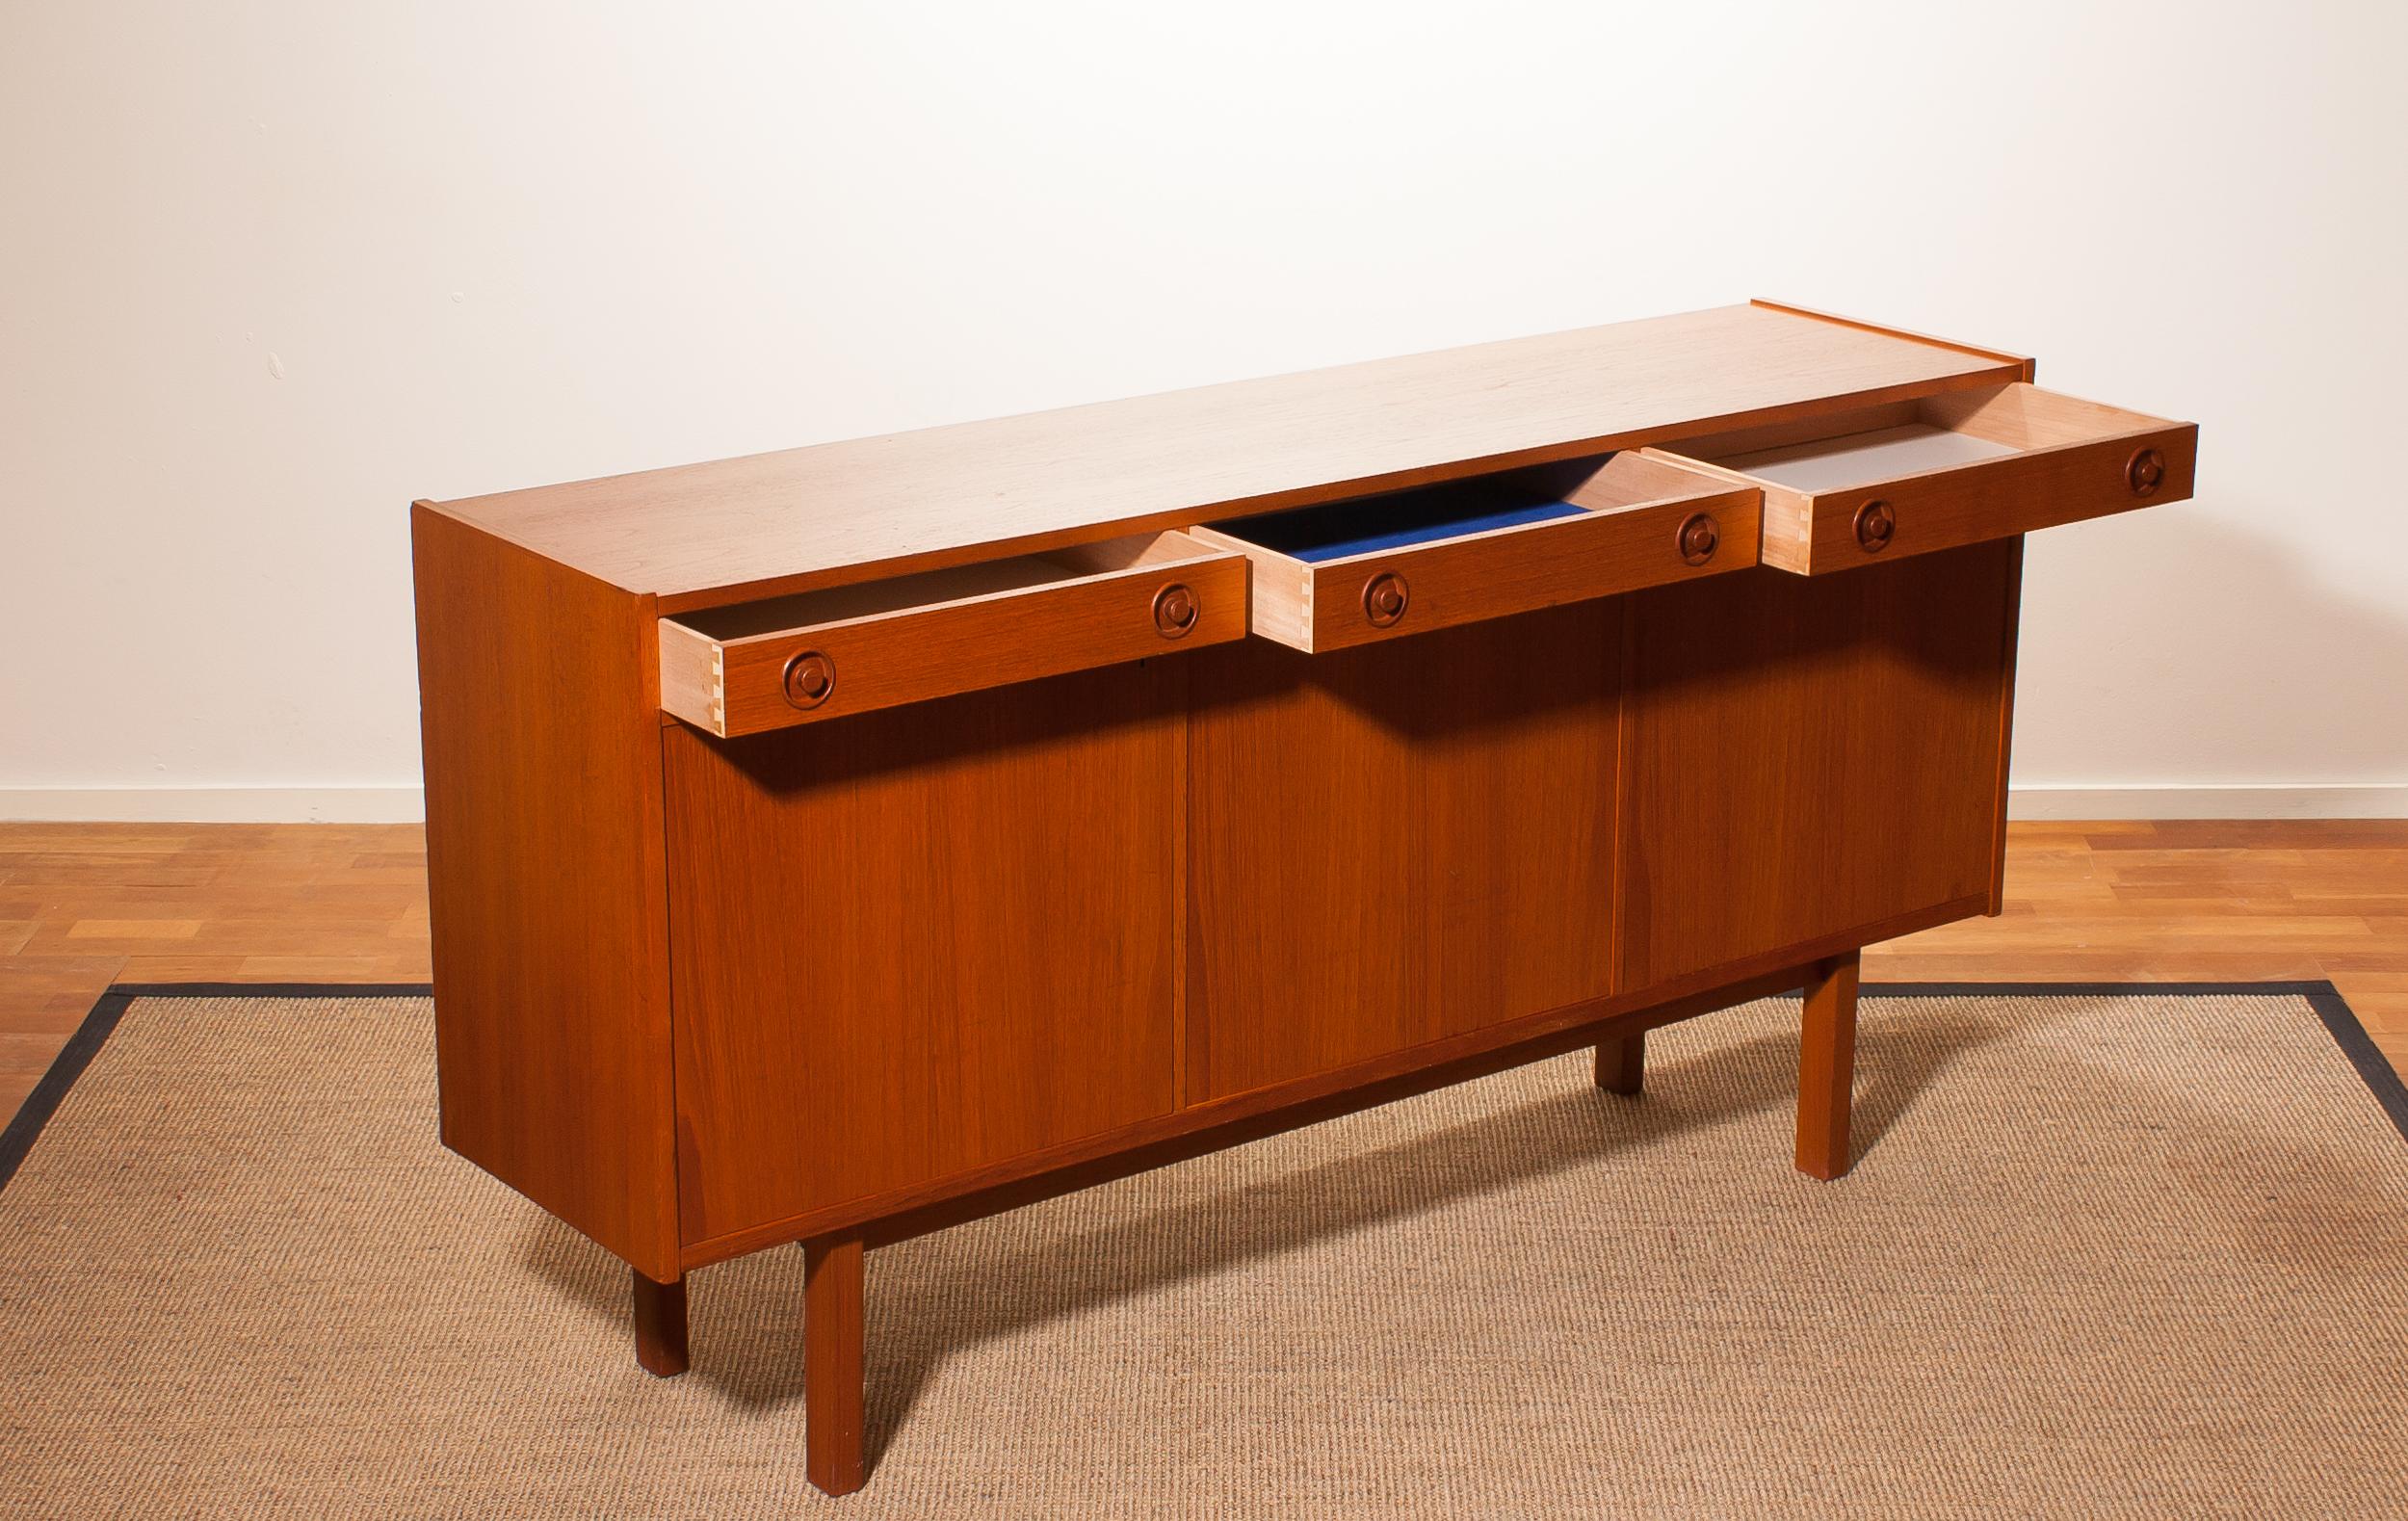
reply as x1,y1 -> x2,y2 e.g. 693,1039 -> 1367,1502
1795,949 -> 1861,1181
632,1269 -> 689,1377
1594,1030 -> 1645,1095
805,1235 -> 867,1496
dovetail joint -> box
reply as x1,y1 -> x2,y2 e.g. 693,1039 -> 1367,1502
711,644 -> 726,733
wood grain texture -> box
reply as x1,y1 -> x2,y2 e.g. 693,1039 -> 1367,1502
662,663 -> 1185,1246
804,1236 -> 866,1497
1922,381 -> 2160,450
631,1271 -> 688,1377
1615,543 -> 2019,991
1746,299 -> 2036,379
1650,383 -> 2194,575
827,966 -> 1811,1258
659,531 -> 1248,736
685,954 -> 1845,1270
0,828 -> 430,1083
1185,602 -> 1621,1100
9,822 -> 2400,1124
429,304 -> 2022,612
0,955 -> 125,1116
1795,950 -> 1861,1181
1190,454 -> 1761,652
408,506 -> 679,1281
1594,1031 -> 1645,1095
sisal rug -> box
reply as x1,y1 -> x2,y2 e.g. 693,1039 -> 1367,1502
2,983 -> 2404,1518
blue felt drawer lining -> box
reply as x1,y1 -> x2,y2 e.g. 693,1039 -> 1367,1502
1212,491 -> 1588,564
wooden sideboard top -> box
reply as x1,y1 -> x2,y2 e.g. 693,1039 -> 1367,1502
421,300 -> 2028,614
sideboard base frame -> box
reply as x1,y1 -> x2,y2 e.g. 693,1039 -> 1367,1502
630,952 -> 1867,1493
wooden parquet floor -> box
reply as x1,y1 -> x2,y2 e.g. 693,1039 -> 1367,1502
2,820 -> 2403,1117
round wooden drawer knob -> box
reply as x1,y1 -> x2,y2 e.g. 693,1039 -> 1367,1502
782,650 -> 836,709
1362,571 -> 1410,627
2127,447 -> 2166,498
1853,499 -> 1897,554
1677,512 -> 1720,566
1153,582 -> 1200,640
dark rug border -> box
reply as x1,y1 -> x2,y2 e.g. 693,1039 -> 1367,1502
3,979 -> 2400,1194
0,982 -> 434,1193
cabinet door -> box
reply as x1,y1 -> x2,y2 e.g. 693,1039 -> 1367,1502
1615,539 -> 2020,992
664,662 -> 1183,1247
1186,602 -> 1622,1101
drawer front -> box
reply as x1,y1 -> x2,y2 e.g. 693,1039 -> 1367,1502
1190,453 -> 1761,652
1647,382 -> 2195,576
658,531 -> 1248,736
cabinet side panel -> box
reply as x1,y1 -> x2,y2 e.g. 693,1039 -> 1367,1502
664,662 -> 1184,1245
1187,602 -> 1621,1100
1617,542 -> 2015,989
410,505 -> 677,1279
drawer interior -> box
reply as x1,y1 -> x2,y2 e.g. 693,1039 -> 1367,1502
1657,382 -> 2169,486
1715,423 -> 2019,492
670,530 -> 1217,641
1212,489 -> 1589,564
1206,452 -> 1722,564
1650,381 -> 2192,574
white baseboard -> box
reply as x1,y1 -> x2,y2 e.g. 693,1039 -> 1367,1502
2005,783 -> 2408,821
2,782 -> 2403,825
0,787 -> 429,824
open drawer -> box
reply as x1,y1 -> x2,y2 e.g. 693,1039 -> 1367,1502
1644,382 -> 2196,575
1187,454 -> 1761,652
658,530 -> 1247,736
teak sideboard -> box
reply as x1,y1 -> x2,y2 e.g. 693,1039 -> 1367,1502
410,301 -> 2196,1495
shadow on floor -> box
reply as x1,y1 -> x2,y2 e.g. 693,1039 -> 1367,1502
520,993 -> 2013,1470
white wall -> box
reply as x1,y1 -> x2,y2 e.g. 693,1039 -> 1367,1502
4,0 -> 2403,821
